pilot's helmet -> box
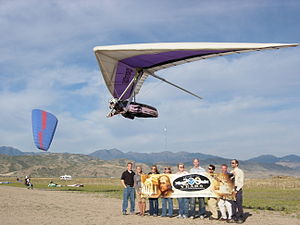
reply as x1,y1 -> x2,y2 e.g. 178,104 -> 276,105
109,98 -> 118,105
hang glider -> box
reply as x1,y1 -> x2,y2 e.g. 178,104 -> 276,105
94,42 -> 298,119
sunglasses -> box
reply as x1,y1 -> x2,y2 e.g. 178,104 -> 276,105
208,168 -> 214,170
164,168 -> 171,170
231,162 -> 236,164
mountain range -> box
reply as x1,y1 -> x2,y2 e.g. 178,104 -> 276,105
0,146 -> 299,178
89,148 -> 300,167
89,148 -> 218,164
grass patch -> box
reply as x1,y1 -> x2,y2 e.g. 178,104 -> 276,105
0,177 -> 124,199
243,177 -> 300,217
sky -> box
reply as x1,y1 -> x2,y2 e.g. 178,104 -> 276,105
0,0 -> 299,159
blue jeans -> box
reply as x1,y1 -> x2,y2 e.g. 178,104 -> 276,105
161,198 -> 173,217
190,197 -> 205,216
122,186 -> 135,213
149,198 -> 159,215
177,198 -> 189,216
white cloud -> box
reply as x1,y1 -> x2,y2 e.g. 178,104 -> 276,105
0,1 -> 299,159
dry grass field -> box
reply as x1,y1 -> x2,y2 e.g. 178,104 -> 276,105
243,176 -> 300,217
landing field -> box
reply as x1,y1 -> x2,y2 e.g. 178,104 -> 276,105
0,176 -> 299,225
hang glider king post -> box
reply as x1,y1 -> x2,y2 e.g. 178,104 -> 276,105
93,42 -> 298,120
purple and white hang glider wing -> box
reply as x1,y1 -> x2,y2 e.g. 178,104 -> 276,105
94,42 -> 298,100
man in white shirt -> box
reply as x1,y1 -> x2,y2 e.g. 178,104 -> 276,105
189,159 -> 206,219
229,159 -> 244,224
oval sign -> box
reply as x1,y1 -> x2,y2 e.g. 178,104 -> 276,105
173,174 -> 211,191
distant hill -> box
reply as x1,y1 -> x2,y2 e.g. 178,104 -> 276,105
0,153 -> 149,178
0,146 -> 26,156
89,148 -> 217,164
245,154 -> 280,164
280,154 -> 300,163
245,154 -> 300,169
0,146 -> 36,156
89,148 -> 126,161
245,154 -> 300,164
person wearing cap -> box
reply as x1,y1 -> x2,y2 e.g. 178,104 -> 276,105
207,164 -> 218,220
161,167 -> 173,217
189,158 -> 206,219
121,162 -> 136,215
228,159 -> 245,224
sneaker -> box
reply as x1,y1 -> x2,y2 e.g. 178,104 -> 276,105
176,215 -> 183,219
190,216 -> 195,219
227,219 -> 236,223
182,215 -> 188,219
122,211 -> 127,215
199,215 -> 205,220
219,218 -> 227,221
153,214 -> 158,217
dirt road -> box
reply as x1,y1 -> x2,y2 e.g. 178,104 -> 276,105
0,186 -> 298,225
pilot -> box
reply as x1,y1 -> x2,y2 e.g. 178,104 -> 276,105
109,98 -> 118,110
108,98 -> 126,116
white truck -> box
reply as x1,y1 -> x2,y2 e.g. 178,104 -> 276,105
59,175 -> 72,180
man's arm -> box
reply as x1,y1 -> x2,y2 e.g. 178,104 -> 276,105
121,179 -> 127,188
236,170 -> 244,191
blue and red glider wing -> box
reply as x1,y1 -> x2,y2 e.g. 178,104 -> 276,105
32,109 -> 58,151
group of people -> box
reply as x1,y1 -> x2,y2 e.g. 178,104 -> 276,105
120,158 -> 245,224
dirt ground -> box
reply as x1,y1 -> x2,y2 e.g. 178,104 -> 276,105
0,186 -> 299,225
